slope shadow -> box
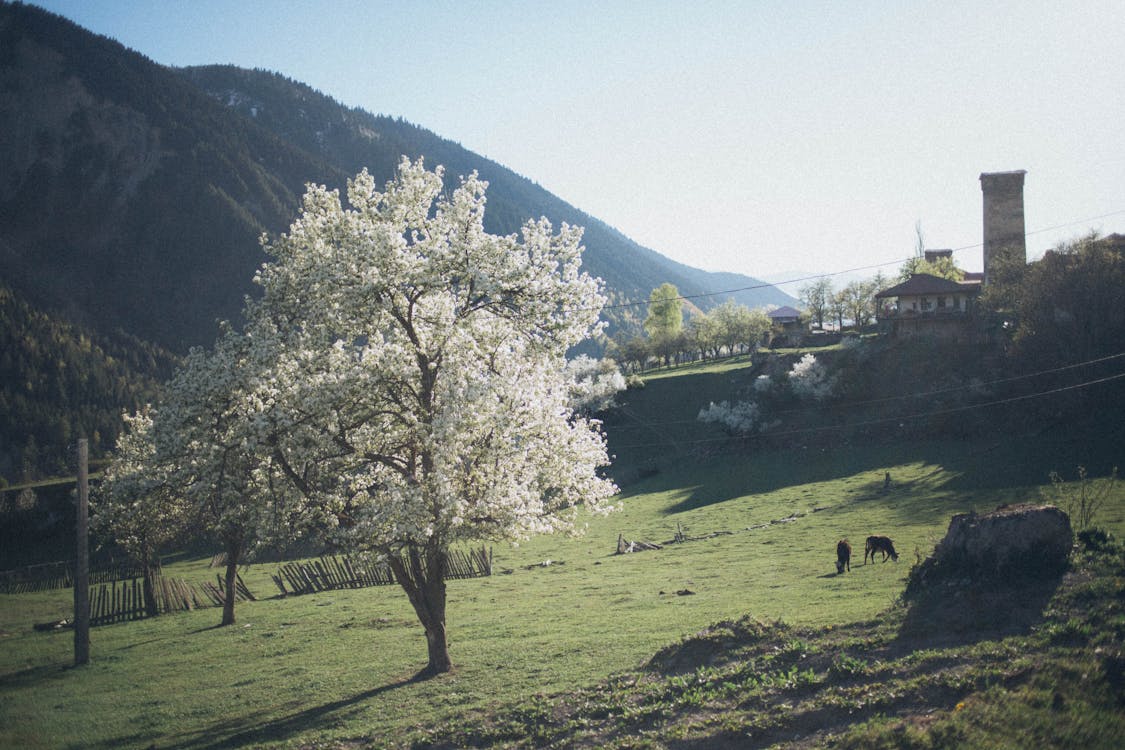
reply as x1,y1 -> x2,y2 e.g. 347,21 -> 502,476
654,441 -> 967,516
650,419 -> 1103,521
894,567 -> 1066,651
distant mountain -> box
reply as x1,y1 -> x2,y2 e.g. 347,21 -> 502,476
0,2 -> 345,353
0,2 -> 793,477
177,64 -> 796,324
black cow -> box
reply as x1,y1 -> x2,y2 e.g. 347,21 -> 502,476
864,535 -> 899,563
836,539 -> 851,573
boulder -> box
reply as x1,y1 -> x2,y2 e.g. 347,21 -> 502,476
907,504 -> 1072,597
902,504 -> 1073,633
936,504 -> 1072,574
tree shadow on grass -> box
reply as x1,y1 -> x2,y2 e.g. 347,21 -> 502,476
0,661 -> 71,692
115,670 -> 437,750
644,431 -> 1082,528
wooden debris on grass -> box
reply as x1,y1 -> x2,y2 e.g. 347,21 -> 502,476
616,533 -> 664,554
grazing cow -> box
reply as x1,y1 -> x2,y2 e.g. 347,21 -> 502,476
836,539 -> 851,573
864,535 -> 899,563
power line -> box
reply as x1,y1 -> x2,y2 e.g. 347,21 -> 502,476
608,369 -> 1125,451
608,351 -> 1125,430
598,209 -> 1125,313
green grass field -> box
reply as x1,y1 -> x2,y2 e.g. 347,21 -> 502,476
1,355 -> 1122,749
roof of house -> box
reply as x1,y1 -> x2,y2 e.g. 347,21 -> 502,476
874,273 -> 981,299
768,305 -> 802,319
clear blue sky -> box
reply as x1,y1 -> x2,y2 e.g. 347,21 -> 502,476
29,0 -> 1125,287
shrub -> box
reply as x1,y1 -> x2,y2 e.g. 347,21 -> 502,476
698,400 -> 761,434
788,353 -> 836,401
1048,465 -> 1117,531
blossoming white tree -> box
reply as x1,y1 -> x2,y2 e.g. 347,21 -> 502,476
697,400 -> 762,434
149,320 -> 306,626
566,355 -> 626,415
788,353 -> 836,402
95,409 -> 188,617
173,159 -> 616,672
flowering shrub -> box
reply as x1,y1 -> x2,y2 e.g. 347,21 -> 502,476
788,353 -> 836,401
698,400 -> 761,433
566,355 -> 626,414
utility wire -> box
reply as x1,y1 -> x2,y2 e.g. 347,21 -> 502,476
609,369 -> 1125,451
608,351 -> 1125,430
597,209 -> 1125,313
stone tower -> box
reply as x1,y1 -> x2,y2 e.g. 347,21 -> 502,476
980,170 -> 1027,286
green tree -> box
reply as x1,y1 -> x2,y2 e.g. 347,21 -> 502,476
644,283 -> 683,340
799,278 -> 833,330
1004,233 -> 1125,364
841,279 -> 878,328
897,255 -> 964,283
829,289 -> 847,330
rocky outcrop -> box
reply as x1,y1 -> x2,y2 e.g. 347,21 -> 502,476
906,504 -> 1072,597
938,504 -> 1071,572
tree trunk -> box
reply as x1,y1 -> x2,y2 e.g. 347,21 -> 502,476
389,545 -> 452,674
221,543 -> 240,626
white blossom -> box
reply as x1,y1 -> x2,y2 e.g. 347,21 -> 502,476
788,353 -> 836,401
698,400 -> 762,433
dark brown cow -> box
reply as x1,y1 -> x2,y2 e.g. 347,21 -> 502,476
864,535 -> 899,563
836,539 -> 851,573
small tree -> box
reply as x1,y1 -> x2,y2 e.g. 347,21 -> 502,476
96,409 -> 188,617
897,256 -> 964,283
788,353 -> 836,401
1000,233 -> 1124,365
829,289 -> 847,331
799,278 -> 833,330
152,323 -> 302,627
688,310 -> 722,359
698,400 -> 762,434
644,283 -> 683,342
841,279 -> 878,328
566,356 -> 626,415
1049,465 -> 1118,531
615,336 -> 651,373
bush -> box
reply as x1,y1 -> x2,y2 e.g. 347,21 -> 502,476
788,353 -> 836,401
1048,465 -> 1117,531
698,400 -> 761,434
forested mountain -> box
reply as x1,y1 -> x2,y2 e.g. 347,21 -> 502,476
0,2 -> 792,478
0,2 -> 345,353
0,283 -> 177,482
177,64 -> 794,322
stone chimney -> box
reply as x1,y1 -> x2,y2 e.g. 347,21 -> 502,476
980,170 -> 1027,286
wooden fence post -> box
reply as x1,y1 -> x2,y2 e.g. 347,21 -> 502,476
74,438 -> 90,665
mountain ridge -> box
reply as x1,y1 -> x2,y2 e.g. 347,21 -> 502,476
0,1 -> 793,477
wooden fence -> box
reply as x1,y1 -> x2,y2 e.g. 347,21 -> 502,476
1,558 -> 150,594
272,548 -> 492,597
88,573 -> 255,626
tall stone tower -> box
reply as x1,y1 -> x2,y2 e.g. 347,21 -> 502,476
980,170 -> 1027,286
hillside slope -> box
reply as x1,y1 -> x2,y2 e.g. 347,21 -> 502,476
1,2 -> 792,362
178,64 -> 796,323
417,539 -> 1125,749
0,2 -> 345,352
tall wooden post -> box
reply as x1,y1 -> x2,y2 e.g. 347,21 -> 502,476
74,438 -> 90,665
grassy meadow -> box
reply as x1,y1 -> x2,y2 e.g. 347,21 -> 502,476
1,354 -> 1123,749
